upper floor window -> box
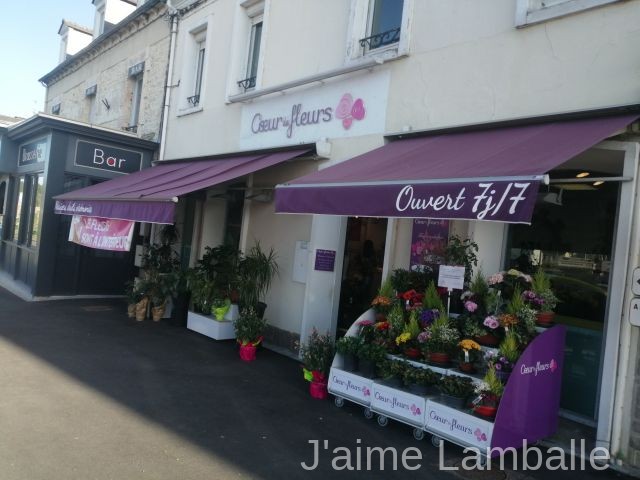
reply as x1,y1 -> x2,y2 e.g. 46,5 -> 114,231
347,0 -> 410,62
238,18 -> 263,92
127,62 -> 144,132
515,0 -> 623,27
51,103 -> 61,115
362,0 -> 404,51
187,26 -> 207,108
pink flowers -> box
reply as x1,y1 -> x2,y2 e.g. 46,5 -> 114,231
417,331 -> 431,344
483,315 -> 499,330
464,301 -> 478,313
487,273 -> 504,285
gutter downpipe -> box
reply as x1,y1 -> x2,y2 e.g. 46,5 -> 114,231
159,0 -> 178,162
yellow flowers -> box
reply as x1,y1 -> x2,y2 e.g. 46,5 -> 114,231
458,339 -> 481,352
371,295 -> 392,307
395,332 -> 412,346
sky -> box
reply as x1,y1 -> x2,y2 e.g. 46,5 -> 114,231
0,1 -> 95,119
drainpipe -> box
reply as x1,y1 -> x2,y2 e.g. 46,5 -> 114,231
158,0 -> 178,162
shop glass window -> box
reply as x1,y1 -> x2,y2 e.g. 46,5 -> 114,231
12,177 -> 25,241
364,0 -> 404,50
28,175 -> 44,248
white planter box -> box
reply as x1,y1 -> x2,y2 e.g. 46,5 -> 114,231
187,310 -> 236,340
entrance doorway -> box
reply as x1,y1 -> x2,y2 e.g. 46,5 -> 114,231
337,217 -> 388,336
506,171 -> 619,424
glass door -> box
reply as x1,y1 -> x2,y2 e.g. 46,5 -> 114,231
506,179 -> 619,422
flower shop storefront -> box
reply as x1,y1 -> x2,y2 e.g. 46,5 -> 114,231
276,112 -> 640,460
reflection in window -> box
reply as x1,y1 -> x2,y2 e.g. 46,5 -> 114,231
29,175 -> 44,247
13,177 -> 25,241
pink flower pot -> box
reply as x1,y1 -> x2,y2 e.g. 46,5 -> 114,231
309,380 -> 328,399
239,344 -> 257,362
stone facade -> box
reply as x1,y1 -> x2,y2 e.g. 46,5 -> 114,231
40,0 -> 169,142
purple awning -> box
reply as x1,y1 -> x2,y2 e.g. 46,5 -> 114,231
275,114 -> 638,224
55,149 -> 310,223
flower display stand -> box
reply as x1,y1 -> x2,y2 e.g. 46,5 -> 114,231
187,310 -> 236,340
329,309 -> 566,459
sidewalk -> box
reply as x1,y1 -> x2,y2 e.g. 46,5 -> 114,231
0,288 -> 631,479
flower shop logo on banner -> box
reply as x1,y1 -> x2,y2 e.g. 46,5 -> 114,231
520,358 -> 558,377
250,93 -> 366,139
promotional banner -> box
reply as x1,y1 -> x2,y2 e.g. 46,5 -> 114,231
410,219 -> 449,271
68,215 -> 134,252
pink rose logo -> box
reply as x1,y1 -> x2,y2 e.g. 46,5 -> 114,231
363,387 -> 370,397
411,404 -> 422,416
550,359 -> 557,373
336,93 -> 365,130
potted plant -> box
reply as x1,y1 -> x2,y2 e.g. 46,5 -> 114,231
379,359 -> 407,388
424,315 -> 459,365
234,307 -> 266,362
396,310 -> 422,359
437,375 -> 475,409
371,278 -> 395,322
458,338 -> 482,373
473,367 -> 505,419
530,269 -> 559,327
124,280 -> 138,319
300,329 -> 335,399
335,335 -> 362,372
486,331 -> 520,383
212,298 -> 231,321
444,235 -> 479,287
403,365 -> 441,396
237,242 -> 279,318
357,342 -> 386,378
133,279 -> 151,322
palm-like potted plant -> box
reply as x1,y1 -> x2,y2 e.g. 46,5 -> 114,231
473,367 -> 505,419
234,307 -> 266,361
300,329 -> 335,399
237,242 -> 279,318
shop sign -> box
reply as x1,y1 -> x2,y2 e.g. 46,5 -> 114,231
438,265 -> 465,290
314,249 -> 336,272
410,219 -> 449,272
74,140 -> 142,174
18,139 -> 48,166
328,368 -> 372,405
68,215 -> 134,252
239,70 -> 390,149
425,400 -> 493,448
371,383 -> 426,427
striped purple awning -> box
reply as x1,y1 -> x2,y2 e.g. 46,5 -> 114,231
55,149 -> 310,224
275,114 -> 637,224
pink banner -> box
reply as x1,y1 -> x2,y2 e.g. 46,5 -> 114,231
68,215 -> 135,252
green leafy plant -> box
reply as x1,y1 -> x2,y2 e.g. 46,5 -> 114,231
238,242 -> 279,310
390,268 -> 435,295
444,236 -> 479,285
531,269 -> 558,312
403,365 -> 441,386
357,342 -> 387,364
478,367 -> 505,398
423,281 -> 445,312
498,331 -> 520,364
379,359 -> 407,380
336,336 -> 363,356
234,307 -> 266,346
438,375 -> 475,398
299,329 -> 335,376
386,304 -> 405,337
425,315 -> 460,354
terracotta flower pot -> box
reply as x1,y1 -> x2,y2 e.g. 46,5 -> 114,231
151,303 -> 165,322
474,405 -> 498,419
458,362 -> 476,374
536,311 -> 555,327
428,352 -> 451,366
475,333 -> 500,347
404,347 -> 422,360
127,304 -> 136,318
239,344 -> 257,362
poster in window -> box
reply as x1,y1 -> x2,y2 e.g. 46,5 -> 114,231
409,219 -> 449,273
68,215 -> 134,252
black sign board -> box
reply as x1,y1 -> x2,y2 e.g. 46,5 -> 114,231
18,139 -> 47,167
74,141 -> 142,174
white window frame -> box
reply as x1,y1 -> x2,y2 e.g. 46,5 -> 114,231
345,0 -> 412,64
129,74 -> 143,131
177,19 -> 211,116
515,0 -> 624,27
240,14 -> 263,92
94,0 -> 106,38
